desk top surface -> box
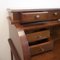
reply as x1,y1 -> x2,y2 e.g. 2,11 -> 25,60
8,8 -> 60,13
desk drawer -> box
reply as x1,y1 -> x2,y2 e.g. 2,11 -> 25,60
30,41 -> 53,56
26,30 -> 50,43
21,12 -> 49,23
49,11 -> 60,20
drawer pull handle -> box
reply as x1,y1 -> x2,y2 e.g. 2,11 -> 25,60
41,48 -> 45,52
54,12 -> 58,15
35,35 -> 42,38
39,36 -> 42,38
35,15 -> 40,19
58,19 -> 60,21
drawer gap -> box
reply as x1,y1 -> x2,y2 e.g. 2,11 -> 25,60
29,38 -> 49,46
25,28 -> 48,34
20,19 -> 57,26
20,20 -> 48,26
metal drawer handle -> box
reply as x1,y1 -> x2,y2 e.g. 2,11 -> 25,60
35,35 -> 42,38
35,15 -> 40,19
41,48 -> 45,52
58,19 -> 60,21
37,47 -> 44,52
54,12 -> 58,15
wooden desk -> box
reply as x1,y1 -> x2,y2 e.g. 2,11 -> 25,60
14,21 -> 60,30
8,9 -> 60,60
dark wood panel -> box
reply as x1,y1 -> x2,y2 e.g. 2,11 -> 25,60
8,9 -> 60,23
26,30 -> 50,43
31,39 -> 60,60
50,26 -> 60,40
21,12 -> 49,23
8,9 -> 60,60
30,40 -> 53,56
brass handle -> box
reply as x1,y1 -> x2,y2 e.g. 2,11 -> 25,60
35,35 -> 42,38
35,15 -> 40,19
41,48 -> 45,52
53,12 -> 58,16
58,19 -> 60,21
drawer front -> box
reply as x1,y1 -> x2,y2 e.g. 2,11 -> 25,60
49,11 -> 60,20
9,10 -> 60,23
26,30 -> 50,43
30,41 -> 53,56
21,12 -> 49,23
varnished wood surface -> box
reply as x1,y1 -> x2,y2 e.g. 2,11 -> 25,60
8,39 -> 21,60
15,21 -> 60,31
9,24 -> 31,60
30,40 -> 53,56
8,9 -> 60,13
31,39 -> 60,60
26,30 -> 50,42
8,9 -> 60,60
20,12 -> 49,23
8,9 -> 60,24
50,26 -> 60,40
9,38 -> 60,60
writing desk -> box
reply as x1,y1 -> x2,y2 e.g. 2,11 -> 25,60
8,9 -> 60,60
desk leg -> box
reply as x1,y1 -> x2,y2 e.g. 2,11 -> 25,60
11,50 -> 13,60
